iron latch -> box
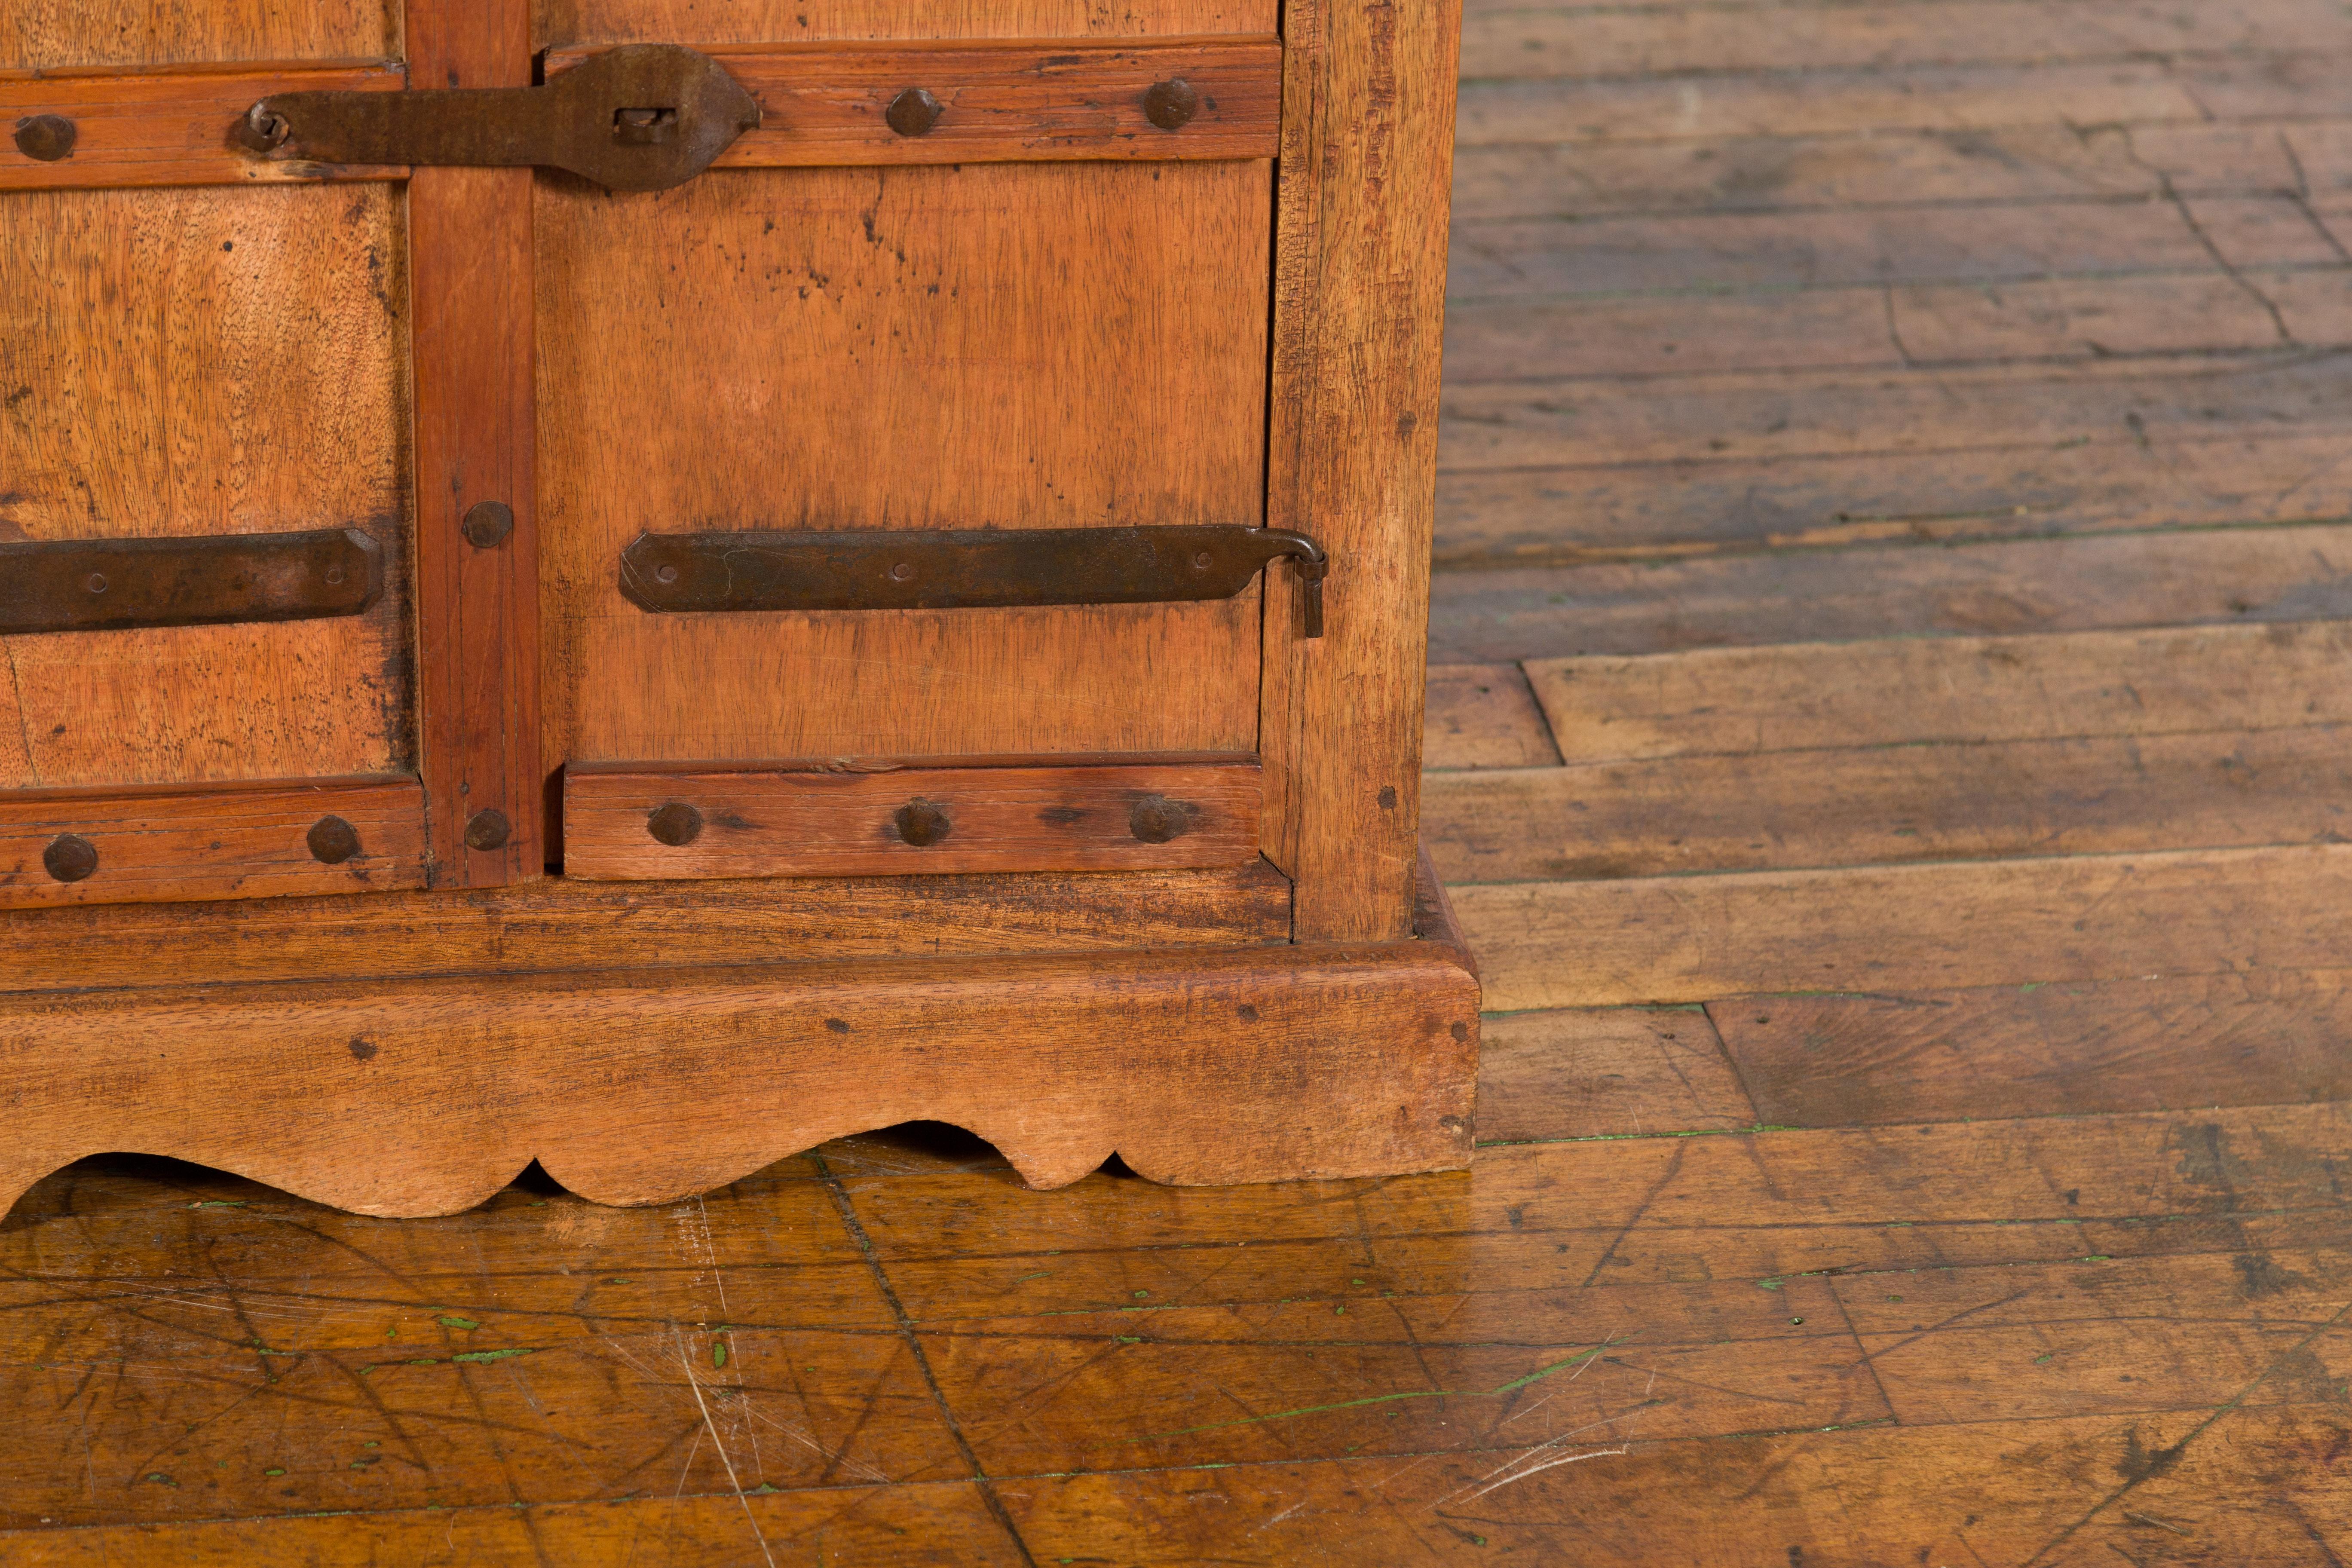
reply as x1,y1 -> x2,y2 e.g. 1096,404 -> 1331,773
620,525 -> 1331,637
235,44 -> 760,192
0,529 -> 383,636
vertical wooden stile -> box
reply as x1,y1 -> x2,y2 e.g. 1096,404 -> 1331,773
1262,0 -> 1462,940
405,0 -> 542,885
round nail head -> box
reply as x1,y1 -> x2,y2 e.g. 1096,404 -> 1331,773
1143,79 -> 1199,131
307,815 -> 362,865
42,834 -> 98,883
894,798 -> 951,846
1130,795 -> 1192,844
461,500 -> 514,550
464,808 -> 511,852
887,87 -> 943,138
648,801 -> 704,847
14,115 -> 77,162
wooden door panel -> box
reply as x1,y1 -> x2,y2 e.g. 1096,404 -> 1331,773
542,0 -> 1278,48
537,158 -> 1272,771
0,183 -> 413,790
0,2 -> 394,71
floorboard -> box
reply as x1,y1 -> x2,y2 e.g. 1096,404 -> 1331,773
8,0 -> 2351,1559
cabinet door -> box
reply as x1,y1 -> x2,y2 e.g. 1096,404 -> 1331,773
0,3 -> 432,908
536,2 -> 1295,884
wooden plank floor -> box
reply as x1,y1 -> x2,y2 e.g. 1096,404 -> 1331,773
9,1 -> 2352,1561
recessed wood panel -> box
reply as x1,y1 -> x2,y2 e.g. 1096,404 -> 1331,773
536,159 -> 1271,770
0,183 -> 412,790
540,0 -> 1278,49
0,775 -> 426,910
564,756 -> 1262,880
1,2 -> 395,71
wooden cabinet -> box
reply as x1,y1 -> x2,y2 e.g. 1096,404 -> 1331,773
0,0 -> 1475,1216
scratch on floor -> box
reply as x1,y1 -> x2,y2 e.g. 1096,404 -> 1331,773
1130,1337 -> 1635,1444
675,1326 -> 778,1568
1446,1368 -> 1659,1504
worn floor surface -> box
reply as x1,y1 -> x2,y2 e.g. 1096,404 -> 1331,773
8,0 -> 2352,1562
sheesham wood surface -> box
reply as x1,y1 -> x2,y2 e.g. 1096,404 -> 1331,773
1430,521 -> 2352,664
0,860 -> 1294,993
563,756 -> 1262,879
1429,620 -> 2352,881
1524,621 -> 2352,763
0,937 -> 1478,1216
535,159 -> 1271,772
539,0 -> 1277,49
0,775 -> 424,909
0,182 -> 412,790
0,64 -> 406,192
8,0 -> 2352,1560
1260,0 -> 1461,939
407,0 -> 542,887
0,1 -> 393,70
546,37 -> 1284,165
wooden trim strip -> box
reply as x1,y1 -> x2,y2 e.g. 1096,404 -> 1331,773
563,757 -> 1263,881
408,0 -> 543,888
0,775 -> 427,911
545,36 -> 1283,165
0,61 -> 404,191
1260,0 -> 1462,940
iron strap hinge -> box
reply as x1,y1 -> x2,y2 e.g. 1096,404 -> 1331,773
235,44 -> 761,193
619,525 -> 1331,637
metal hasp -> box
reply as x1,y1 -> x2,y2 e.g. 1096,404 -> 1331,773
619,525 -> 1331,637
0,528 -> 383,636
235,44 -> 761,193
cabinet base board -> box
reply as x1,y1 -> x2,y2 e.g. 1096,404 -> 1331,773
0,927 -> 1479,1219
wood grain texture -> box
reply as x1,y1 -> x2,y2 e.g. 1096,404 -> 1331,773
0,775 -> 425,909
1001,1406 -> 2352,1565
1475,1004 -> 1756,1142
1423,663 -> 1561,770
535,159 -> 1270,770
0,861 -> 1295,993
1435,432 -> 2352,572
541,0 -> 1278,48
1457,842 -> 2352,1011
0,63 -> 404,191
1262,0 -> 1462,938
1429,725 -> 2352,882
564,757 -> 1262,879
2,1487 -> 1027,1565
0,182 -> 412,790
0,2 -> 393,71
408,0 -> 541,886
1438,353 -> 2352,472
0,939 -> 1480,1216
1460,0 -> 2350,80
1428,523 -> 2352,663
1528,620 -> 2352,763
1711,970 -> 2352,1129
1455,63 -> 2201,149
546,37 -> 1282,165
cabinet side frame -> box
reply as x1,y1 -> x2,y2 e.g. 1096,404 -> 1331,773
1261,0 -> 1462,940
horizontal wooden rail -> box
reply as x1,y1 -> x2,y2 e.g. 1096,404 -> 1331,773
0,61 -> 405,191
564,756 -> 1263,881
0,775 -> 427,909
545,36 -> 1283,165
1,36 -> 1278,192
